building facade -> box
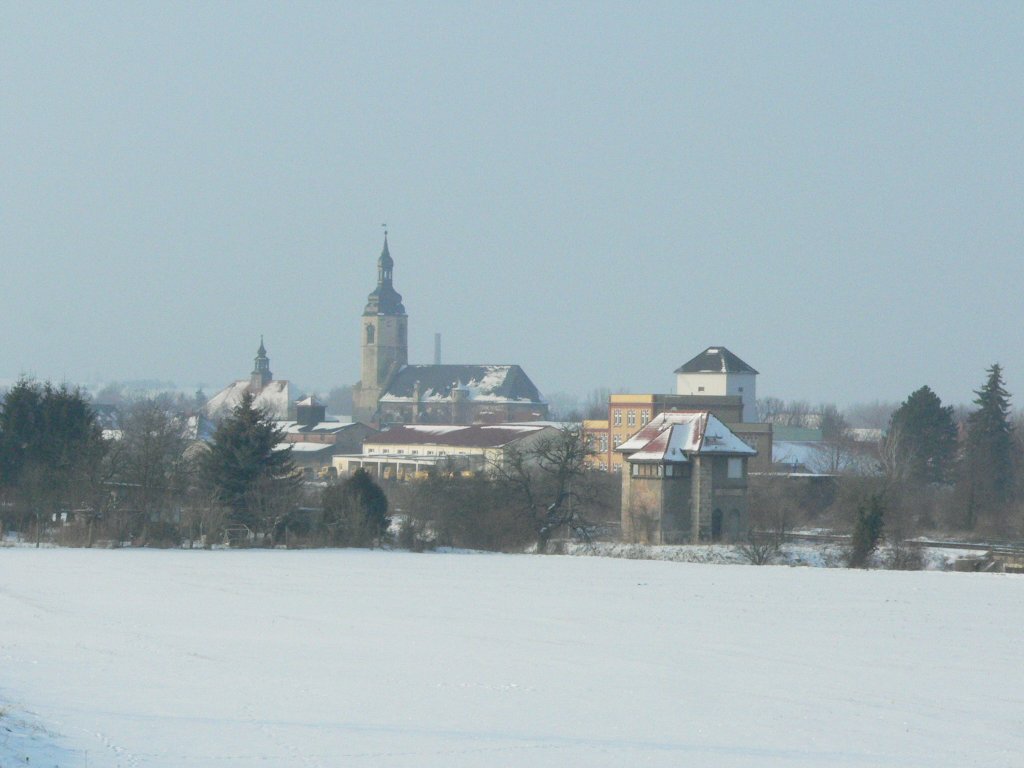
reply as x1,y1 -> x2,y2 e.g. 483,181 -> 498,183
332,423 -> 558,480
584,392 -> 772,474
674,346 -> 758,422
617,412 -> 756,545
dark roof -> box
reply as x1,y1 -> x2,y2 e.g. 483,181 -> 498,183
363,235 -> 405,316
380,364 -> 544,404
368,424 -> 553,448
675,347 -> 758,375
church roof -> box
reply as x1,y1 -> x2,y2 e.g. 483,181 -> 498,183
379,364 -> 545,404
367,423 -> 555,449
616,412 -> 756,463
205,379 -> 292,421
675,346 -> 758,375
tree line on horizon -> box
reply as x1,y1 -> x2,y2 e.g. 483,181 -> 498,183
1,365 -> 1022,554
0,380 -> 608,551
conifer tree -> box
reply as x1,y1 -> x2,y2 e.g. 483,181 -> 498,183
959,364 -> 1015,528
322,468 -> 389,547
201,391 -> 298,534
0,378 -> 106,541
886,385 -> 958,485
848,493 -> 885,568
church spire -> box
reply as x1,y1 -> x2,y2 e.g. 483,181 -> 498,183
364,232 -> 405,316
251,336 -> 272,390
378,232 -> 394,285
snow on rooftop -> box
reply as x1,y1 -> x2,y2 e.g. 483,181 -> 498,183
275,442 -> 332,453
400,425 -> 465,434
205,380 -> 292,420
618,412 -> 755,460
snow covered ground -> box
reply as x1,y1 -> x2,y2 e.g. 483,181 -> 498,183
1,549 -> 1021,767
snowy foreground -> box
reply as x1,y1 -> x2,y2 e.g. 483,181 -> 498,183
1,549 -> 1022,767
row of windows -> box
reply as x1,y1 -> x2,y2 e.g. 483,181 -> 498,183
631,461 -> 744,478
611,409 -> 652,427
631,464 -> 684,478
366,448 -> 472,457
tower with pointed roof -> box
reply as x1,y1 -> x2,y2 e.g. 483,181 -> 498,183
250,336 -> 273,391
353,233 -> 409,423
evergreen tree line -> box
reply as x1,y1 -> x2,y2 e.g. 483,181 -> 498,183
877,363 -> 1020,536
0,381 -> 387,548
746,364 -> 1022,568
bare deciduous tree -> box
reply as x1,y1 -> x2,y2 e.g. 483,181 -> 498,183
492,426 -> 601,552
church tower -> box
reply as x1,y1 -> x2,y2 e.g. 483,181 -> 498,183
353,233 -> 408,423
250,336 -> 273,391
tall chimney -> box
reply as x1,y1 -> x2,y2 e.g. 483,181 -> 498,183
434,333 -> 442,365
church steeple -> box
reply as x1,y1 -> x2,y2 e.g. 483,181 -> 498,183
250,336 -> 272,391
364,233 -> 405,316
378,232 -> 394,283
354,232 -> 409,424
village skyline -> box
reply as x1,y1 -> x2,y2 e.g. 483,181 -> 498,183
3,3 -> 1023,407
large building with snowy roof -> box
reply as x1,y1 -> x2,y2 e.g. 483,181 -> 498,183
205,339 -> 294,421
333,422 -> 558,480
617,411 -> 756,545
351,235 -> 548,426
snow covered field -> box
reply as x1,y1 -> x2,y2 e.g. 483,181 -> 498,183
1,549 -> 1021,767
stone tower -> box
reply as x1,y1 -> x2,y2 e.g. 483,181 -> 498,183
250,336 -> 273,391
353,233 -> 408,423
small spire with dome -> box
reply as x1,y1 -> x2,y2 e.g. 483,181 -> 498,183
364,227 -> 405,316
251,336 -> 272,391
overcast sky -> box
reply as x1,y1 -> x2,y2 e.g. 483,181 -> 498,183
2,2 -> 1022,408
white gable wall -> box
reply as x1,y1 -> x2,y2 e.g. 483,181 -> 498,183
675,372 -> 757,422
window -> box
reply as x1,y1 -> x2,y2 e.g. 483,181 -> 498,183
366,324 -> 375,344
697,386 -> 705,392
613,435 -> 622,447
599,435 -> 608,452
613,411 -> 622,427
627,410 -> 636,427
631,464 -> 639,477
665,465 -> 673,477
728,458 -> 743,479
640,409 -> 650,425
738,386 -> 744,393
656,465 -> 663,477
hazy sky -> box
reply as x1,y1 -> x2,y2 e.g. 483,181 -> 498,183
3,2 -> 1022,407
